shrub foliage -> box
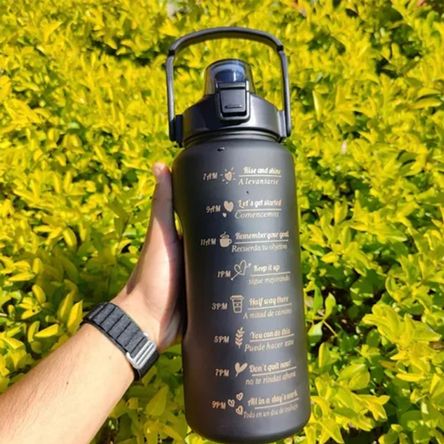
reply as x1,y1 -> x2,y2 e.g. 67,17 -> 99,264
1,0 -> 444,443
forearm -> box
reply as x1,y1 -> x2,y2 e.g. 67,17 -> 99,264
0,325 -> 133,444
0,163 -> 180,444
0,323 -> 134,444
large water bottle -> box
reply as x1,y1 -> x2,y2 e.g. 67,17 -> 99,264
166,27 -> 310,443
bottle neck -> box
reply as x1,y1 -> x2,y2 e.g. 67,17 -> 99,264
184,130 -> 280,149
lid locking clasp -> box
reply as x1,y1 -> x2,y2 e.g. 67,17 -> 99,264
216,80 -> 250,122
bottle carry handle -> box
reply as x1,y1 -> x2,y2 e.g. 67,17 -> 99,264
165,27 -> 292,143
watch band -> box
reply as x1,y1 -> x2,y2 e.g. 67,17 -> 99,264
82,302 -> 159,380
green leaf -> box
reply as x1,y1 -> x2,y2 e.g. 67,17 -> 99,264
57,293 -> 73,323
63,228 -> 77,249
32,284 -> 46,304
334,201 -> 348,225
35,324 -> 61,339
9,272 -> 35,282
27,321 -> 40,343
324,293 -> 336,319
162,424 -> 185,442
318,342 -> 331,368
146,386 -> 168,417
339,363 -> 370,390
308,322 -> 323,345
67,301 -> 83,334
412,97 -> 442,109
321,417 -> 344,443
313,287 -> 323,312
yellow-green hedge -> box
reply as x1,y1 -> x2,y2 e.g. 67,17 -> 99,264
1,0 -> 444,443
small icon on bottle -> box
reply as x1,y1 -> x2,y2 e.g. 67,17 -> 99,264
230,294 -> 244,313
227,399 -> 235,408
236,392 -> 244,401
235,327 -> 245,348
222,200 -> 234,217
234,362 -> 248,377
221,168 -> 235,183
236,405 -> 244,416
231,259 -> 251,280
219,232 -> 232,248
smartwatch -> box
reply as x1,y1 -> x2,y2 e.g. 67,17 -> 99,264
82,302 -> 159,380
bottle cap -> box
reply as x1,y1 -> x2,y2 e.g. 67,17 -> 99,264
204,59 -> 255,95
181,58 -> 285,145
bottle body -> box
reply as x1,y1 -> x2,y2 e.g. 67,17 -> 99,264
173,136 -> 310,443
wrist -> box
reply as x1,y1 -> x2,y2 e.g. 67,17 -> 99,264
82,302 -> 159,380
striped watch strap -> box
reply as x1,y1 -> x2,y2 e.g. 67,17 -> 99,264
82,302 -> 159,380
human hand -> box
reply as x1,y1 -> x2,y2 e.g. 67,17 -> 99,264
112,162 -> 183,351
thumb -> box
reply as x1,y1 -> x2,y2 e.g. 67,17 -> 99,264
148,162 -> 177,245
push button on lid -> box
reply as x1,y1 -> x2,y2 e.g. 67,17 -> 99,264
219,85 -> 247,117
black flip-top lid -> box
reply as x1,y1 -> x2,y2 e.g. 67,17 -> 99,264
165,27 -> 291,147
179,59 -> 285,145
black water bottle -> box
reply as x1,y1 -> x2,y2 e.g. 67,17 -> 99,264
166,27 -> 310,443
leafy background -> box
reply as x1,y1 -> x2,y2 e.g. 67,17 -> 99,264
1,0 -> 444,442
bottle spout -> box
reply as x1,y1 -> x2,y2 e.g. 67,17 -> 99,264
204,59 -> 255,95
203,59 -> 254,122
